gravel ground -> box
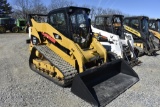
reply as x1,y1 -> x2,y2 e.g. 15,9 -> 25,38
0,33 -> 160,107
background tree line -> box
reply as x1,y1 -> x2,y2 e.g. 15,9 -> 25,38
0,0 -> 13,17
0,0 -> 128,20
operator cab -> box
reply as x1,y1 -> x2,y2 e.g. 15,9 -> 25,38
124,16 -> 149,39
149,19 -> 160,33
94,15 -> 125,39
48,6 -> 92,48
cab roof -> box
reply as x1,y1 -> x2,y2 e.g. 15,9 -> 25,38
48,6 -> 90,15
124,16 -> 149,20
95,14 -> 124,18
149,18 -> 160,21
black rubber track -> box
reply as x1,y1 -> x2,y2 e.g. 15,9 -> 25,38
29,45 -> 77,87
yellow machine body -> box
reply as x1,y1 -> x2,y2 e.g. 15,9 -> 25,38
30,19 -> 107,73
149,29 -> 160,39
27,7 -> 139,107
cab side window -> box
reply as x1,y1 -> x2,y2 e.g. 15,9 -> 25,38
149,21 -> 156,30
50,14 -> 57,25
95,17 -> 100,25
95,17 -> 105,30
130,19 -> 139,30
105,17 -> 111,26
124,19 -> 129,25
57,13 -> 66,26
95,17 -> 104,25
49,12 -> 68,37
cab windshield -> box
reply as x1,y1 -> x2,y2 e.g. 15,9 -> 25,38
112,16 -> 122,27
141,18 -> 149,34
0,19 -> 8,24
112,16 -> 125,39
70,9 -> 91,48
70,10 -> 89,37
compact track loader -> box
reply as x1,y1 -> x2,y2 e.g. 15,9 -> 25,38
124,16 -> 156,56
149,19 -> 160,49
92,15 -> 140,67
26,6 -> 139,107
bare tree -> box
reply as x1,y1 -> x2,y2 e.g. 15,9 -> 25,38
80,4 -> 124,21
105,8 -> 122,15
48,0 -> 75,11
11,0 -> 126,21
12,0 -> 32,19
90,6 -> 96,20
80,5 -> 96,21
31,0 -> 47,14
11,0 -> 47,19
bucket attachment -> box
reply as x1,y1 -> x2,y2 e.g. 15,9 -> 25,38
71,59 -> 139,107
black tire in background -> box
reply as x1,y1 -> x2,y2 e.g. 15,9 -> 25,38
12,26 -> 19,33
107,51 -> 119,62
0,26 -> 6,33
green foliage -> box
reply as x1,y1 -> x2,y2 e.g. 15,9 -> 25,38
0,0 -> 13,17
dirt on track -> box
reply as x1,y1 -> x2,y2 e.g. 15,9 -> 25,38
0,33 -> 160,107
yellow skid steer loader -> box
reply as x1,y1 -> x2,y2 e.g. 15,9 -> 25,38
149,18 -> 160,49
26,6 -> 139,107
124,16 -> 156,56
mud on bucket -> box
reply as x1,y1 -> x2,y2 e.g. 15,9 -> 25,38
71,59 -> 139,107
